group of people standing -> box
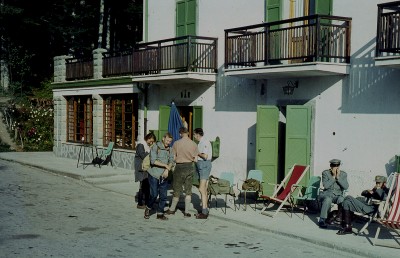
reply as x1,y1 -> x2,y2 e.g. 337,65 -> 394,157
318,159 -> 389,235
134,127 -> 212,220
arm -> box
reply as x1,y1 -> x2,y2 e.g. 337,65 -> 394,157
136,143 -> 148,160
150,144 -> 170,169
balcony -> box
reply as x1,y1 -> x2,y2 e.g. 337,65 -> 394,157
375,1 -> 400,68
64,36 -> 218,85
224,15 -> 351,79
65,57 -> 94,81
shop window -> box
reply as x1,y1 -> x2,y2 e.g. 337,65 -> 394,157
66,96 -> 93,144
103,94 -> 138,149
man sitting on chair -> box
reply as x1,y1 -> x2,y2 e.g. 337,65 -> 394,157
318,159 -> 349,228
337,175 -> 388,235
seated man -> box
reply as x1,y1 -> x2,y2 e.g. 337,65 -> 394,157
337,175 -> 389,235
318,159 -> 349,228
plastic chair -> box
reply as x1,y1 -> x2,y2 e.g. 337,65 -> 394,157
208,172 -> 237,214
291,175 -> 321,219
95,142 -> 114,168
239,170 -> 264,211
260,164 -> 310,218
372,172 -> 400,248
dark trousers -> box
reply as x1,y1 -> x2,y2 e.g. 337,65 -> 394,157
148,174 -> 168,214
138,178 -> 150,206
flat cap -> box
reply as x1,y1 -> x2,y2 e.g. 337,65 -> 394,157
374,175 -> 387,183
329,159 -> 341,166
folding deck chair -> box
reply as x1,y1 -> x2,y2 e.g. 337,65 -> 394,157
93,142 -> 114,168
357,173 -> 396,236
260,164 -> 310,218
372,172 -> 400,248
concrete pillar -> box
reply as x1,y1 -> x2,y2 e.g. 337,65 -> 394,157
53,55 -> 72,83
92,48 -> 107,80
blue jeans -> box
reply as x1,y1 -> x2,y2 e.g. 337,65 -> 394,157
148,174 -> 168,214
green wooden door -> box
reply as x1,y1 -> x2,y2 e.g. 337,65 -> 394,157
192,106 -> 203,131
284,105 -> 312,186
256,105 -> 279,195
158,105 -> 170,141
265,0 -> 282,62
176,0 -> 197,37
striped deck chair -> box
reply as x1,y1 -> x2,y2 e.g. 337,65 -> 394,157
260,164 -> 310,218
373,172 -> 400,248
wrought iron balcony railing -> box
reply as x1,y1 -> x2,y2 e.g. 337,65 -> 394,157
103,35 -> 218,78
225,15 -> 352,69
376,1 -> 400,57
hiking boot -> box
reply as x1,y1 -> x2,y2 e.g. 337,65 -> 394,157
165,209 -> 176,215
144,208 -> 150,219
196,213 -> 208,219
156,214 -> 168,220
183,213 -> 192,218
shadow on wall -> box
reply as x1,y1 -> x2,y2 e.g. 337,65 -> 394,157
215,66 -> 261,112
385,155 -> 398,176
341,38 -> 400,114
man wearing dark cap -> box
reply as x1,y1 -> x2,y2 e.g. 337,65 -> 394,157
337,175 -> 388,235
318,159 -> 349,228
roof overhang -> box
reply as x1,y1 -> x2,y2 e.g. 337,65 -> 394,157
224,62 -> 350,79
375,56 -> 400,69
132,72 -> 216,85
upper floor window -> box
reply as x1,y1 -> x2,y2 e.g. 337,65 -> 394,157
103,94 -> 138,149
66,96 -> 93,144
176,0 -> 197,37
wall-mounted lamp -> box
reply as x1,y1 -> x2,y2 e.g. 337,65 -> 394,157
282,80 -> 299,95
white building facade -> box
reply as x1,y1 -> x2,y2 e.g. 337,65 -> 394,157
52,0 -> 400,195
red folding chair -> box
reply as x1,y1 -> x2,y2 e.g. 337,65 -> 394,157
260,164 -> 310,218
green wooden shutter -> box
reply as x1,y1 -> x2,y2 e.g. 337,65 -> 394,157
176,0 -> 197,37
266,0 -> 282,62
186,0 -> 196,35
284,105 -> 312,186
176,1 -> 186,37
192,106 -> 203,131
256,105 -> 279,195
314,0 -> 332,15
158,105 -> 171,140
266,0 -> 281,24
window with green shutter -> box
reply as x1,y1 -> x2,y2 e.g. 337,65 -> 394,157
176,0 -> 197,37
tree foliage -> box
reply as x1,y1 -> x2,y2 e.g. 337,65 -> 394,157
0,0 -> 143,94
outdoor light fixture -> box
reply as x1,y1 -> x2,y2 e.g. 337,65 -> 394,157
282,80 -> 299,95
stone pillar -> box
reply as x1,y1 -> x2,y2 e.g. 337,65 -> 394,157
92,48 -> 107,80
53,96 -> 66,156
53,55 -> 71,83
92,94 -> 104,146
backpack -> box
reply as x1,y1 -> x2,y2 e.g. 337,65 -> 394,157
141,154 -> 151,171
208,175 -> 235,196
242,178 -> 263,192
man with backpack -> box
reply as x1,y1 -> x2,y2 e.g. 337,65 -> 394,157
145,133 -> 174,220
